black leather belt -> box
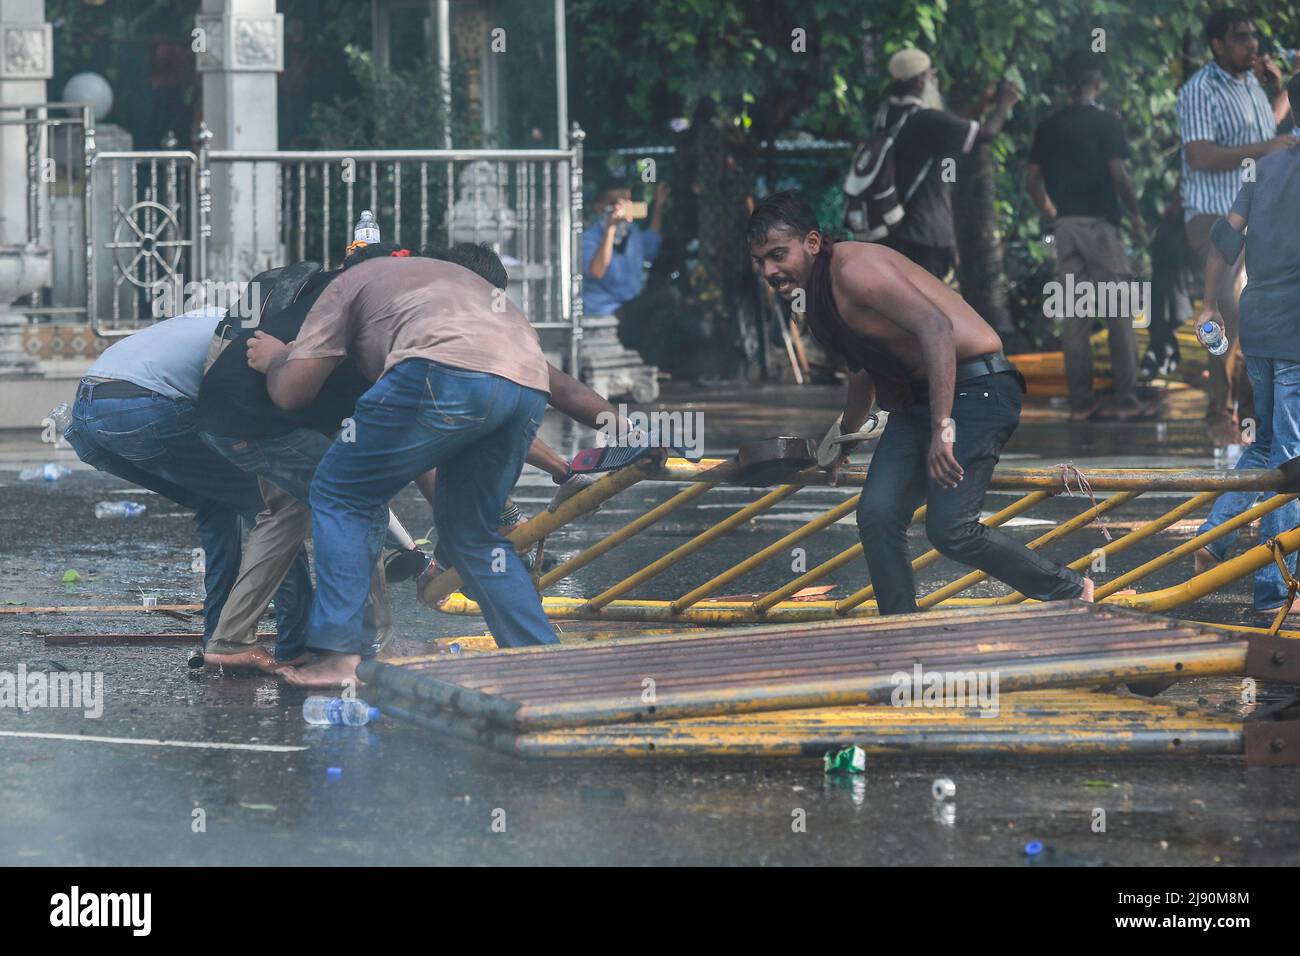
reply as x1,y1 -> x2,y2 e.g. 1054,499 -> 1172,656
954,351 -> 1016,384
79,379 -> 156,400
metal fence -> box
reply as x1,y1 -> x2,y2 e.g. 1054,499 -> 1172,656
2,102 -> 94,323
12,112 -> 587,372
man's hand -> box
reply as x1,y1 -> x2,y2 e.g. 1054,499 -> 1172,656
1255,54 -> 1284,90
1194,308 -> 1223,347
1130,214 -> 1148,246
995,78 -> 1021,110
247,330 -> 290,373
654,181 -> 671,207
1264,134 -> 1295,156
608,197 -> 633,225
928,432 -> 963,488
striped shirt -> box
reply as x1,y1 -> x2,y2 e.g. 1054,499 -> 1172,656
1176,60 -> 1277,220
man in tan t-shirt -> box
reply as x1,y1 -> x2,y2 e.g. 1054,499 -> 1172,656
248,253 -> 559,687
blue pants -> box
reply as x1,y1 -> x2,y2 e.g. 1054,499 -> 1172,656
306,359 -> 554,653
857,370 -> 1085,615
64,382 -> 310,645
1196,356 -> 1300,609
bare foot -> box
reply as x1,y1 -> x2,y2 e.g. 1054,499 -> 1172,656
1069,403 -> 1100,423
280,652 -> 362,689
1193,547 -> 1221,576
1079,577 -> 1095,602
276,652 -> 314,668
1260,597 -> 1300,617
204,646 -> 286,674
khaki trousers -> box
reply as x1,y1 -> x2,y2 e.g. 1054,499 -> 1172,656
1053,216 -> 1138,411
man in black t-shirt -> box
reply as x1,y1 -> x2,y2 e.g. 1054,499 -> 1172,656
1027,52 -> 1147,420
876,48 -> 1021,279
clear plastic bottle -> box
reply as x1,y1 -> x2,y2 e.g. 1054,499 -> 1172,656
302,696 -> 380,726
48,403 -> 72,436
94,501 -> 146,519
1198,319 -> 1229,356
19,463 -> 73,481
353,210 -> 381,245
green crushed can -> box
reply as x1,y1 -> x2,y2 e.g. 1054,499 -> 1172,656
823,745 -> 867,774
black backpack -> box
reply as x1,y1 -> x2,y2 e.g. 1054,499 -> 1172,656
842,103 -> 932,241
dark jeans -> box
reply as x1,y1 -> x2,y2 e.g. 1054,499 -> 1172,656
307,358 -> 554,654
857,370 -> 1085,614
64,382 -> 310,645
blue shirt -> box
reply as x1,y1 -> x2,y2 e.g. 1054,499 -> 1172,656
1176,60 -> 1278,220
582,220 -> 662,316
86,307 -> 226,400
1231,144 -> 1300,361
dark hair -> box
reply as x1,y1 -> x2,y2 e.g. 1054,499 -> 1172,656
424,241 -> 509,289
341,240 -> 508,289
595,176 -> 630,200
1205,8 -> 1252,45
1289,72 -> 1300,123
746,190 -> 819,246
1064,50 -> 1104,96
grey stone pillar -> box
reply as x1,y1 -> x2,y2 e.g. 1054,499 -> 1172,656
195,0 -> 283,281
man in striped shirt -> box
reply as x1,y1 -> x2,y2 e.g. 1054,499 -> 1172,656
1177,8 -> 1292,441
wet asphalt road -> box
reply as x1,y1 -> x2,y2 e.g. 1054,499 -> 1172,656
2,382 -> 1299,866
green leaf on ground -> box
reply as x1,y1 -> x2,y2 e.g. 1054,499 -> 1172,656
61,570 -> 81,583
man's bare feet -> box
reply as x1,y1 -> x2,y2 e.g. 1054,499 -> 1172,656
1260,596 -> 1300,616
1193,547 -> 1222,576
281,651 -> 362,689
1068,402 -> 1100,423
204,646 -> 288,674
1079,577 -> 1095,602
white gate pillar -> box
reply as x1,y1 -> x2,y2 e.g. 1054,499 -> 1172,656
195,0 -> 282,281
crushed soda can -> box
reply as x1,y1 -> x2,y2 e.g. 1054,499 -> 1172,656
931,777 -> 956,800
823,745 -> 866,774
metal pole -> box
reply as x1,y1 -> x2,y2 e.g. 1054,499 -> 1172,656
568,123 -> 585,378
83,106 -> 97,327
555,0 -> 568,148
437,0 -> 451,149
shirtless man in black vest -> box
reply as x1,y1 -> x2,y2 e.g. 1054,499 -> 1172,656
747,191 -> 1090,614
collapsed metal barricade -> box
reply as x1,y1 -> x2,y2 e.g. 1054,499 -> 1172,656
362,602 -> 1300,764
419,453 -> 1300,631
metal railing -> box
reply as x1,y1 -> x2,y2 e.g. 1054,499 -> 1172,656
197,125 -> 587,372
2,102 -> 94,322
423,458 -> 1300,633
10,111 -> 588,372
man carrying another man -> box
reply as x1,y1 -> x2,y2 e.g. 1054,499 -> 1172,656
748,192 -> 1089,614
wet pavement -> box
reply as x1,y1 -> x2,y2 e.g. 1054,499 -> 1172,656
2,381 -> 1299,866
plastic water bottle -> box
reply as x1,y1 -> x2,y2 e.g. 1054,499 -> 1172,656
19,463 -> 72,481
47,402 -> 72,436
302,696 -> 380,726
1198,319 -> 1229,356
94,501 -> 146,519
353,210 -> 381,245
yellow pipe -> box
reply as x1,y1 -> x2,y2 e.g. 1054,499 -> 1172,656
670,494 -> 863,613
582,483 -> 804,612
832,491 -> 1053,615
419,458 -> 655,606
996,491 -> 1219,605
534,479 -> 719,591
1094,492 -> 1298,599
651,459 -> 1292,492
911,491 -> 1140,610
1106,522 -> 1300,613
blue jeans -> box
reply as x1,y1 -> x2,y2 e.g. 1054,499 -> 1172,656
1196,356 -> 1300,609
858,370 -> 1085,614
307,358 -> 554,654
64,382 -> 311,645
200,428 -> 333,504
